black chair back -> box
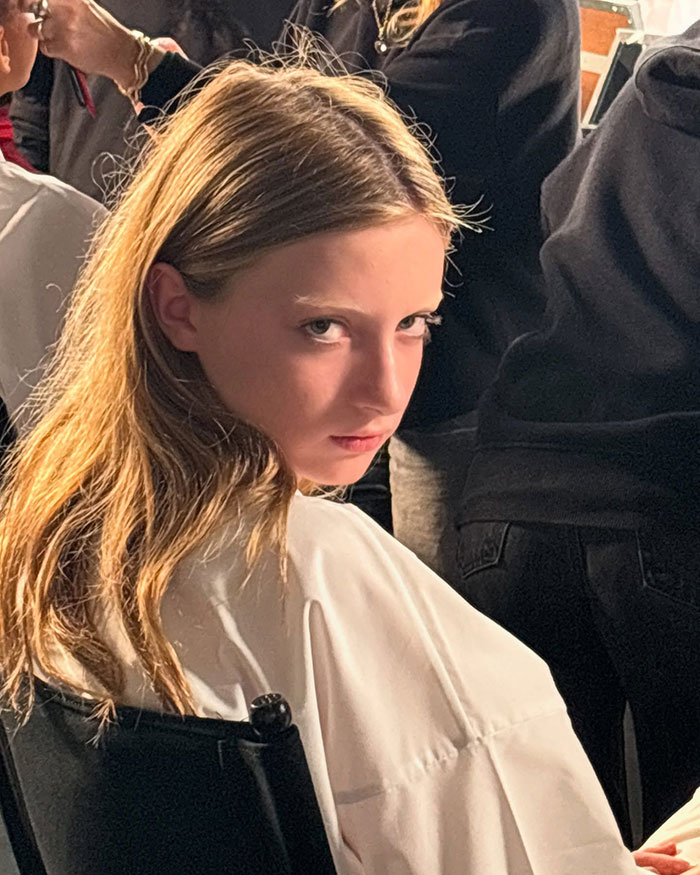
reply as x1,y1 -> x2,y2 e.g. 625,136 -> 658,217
0,679 -> 336,875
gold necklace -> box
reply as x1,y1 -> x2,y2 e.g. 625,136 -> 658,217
371,0 -> 395,54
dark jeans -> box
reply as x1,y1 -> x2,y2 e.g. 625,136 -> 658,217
454,520 -> 700,846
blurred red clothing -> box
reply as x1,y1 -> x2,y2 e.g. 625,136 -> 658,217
0,105 -> 35,173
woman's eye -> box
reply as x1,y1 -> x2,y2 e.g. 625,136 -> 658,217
398,313 -> 441,339
302,319 -> 345,343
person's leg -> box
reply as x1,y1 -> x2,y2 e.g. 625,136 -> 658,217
454,521 -> 631,842
345,446 -> 393,532
388,413 -> 476,582
581,523 -> 700,839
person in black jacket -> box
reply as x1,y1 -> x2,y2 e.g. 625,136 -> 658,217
458,20 -> 700,844
25,0 -> 581,568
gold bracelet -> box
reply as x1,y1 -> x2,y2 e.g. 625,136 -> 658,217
117,30 -> 155,110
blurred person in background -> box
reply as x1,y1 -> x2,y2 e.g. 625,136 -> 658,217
458,18 -> 700,847
10,0 -> 295,201
0,0 -> 104,439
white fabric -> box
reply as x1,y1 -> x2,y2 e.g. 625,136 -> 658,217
645,787 -> 700,872
0,154 -> 105,426
641,0 -> 699,34
95,493 -> 640,874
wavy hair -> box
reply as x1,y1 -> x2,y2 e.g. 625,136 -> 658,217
332,0 -> 442,44
0,57 -> 462,723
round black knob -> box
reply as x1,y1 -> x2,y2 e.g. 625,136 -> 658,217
250,693 -> 292,738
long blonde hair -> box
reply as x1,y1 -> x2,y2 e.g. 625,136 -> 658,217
332,0 -> 442,44
0,59 -> 461,722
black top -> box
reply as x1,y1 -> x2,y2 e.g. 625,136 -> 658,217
141,0 -> 581,426
462,22 -> 700,528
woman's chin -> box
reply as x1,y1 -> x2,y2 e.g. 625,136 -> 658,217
296,457 -> 376,489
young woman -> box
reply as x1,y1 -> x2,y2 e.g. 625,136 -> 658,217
25,0 -> 580,557
0,54 -> 650,873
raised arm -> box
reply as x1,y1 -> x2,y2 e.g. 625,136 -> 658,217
20,0 -> 201,112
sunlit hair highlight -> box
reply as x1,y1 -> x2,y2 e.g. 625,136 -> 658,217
331,0 -> 442,44
0,55 -> 463,723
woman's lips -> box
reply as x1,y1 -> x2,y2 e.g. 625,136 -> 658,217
330,434 -> 387,453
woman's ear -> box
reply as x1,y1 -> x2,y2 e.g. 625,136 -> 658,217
0,28 -> 11,76
147,263 -> 200,352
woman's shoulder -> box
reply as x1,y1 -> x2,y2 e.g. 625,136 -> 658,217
287,491 -> 390,551
163,492 -> 568,801
284,491 -> 436,594
285,493 -> 563,724
172,493 -> 563,736
413,0 -> 578,43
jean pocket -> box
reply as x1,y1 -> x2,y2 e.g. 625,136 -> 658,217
456,521 -> 510,581
637,528 -> 700,611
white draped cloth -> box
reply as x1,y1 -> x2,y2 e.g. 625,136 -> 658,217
644,788 -> 700,873
0,152 -> 104,428
55,493 -> 644,874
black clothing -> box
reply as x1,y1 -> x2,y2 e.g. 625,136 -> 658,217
463,22 -> 700,528
455,519 -> 700,842
456,23 -> 700,841
142,0 -> 581,425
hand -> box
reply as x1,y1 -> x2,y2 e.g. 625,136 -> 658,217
633,842 -> 692,874
151,36 -> 188,60
21,0 -> 164,90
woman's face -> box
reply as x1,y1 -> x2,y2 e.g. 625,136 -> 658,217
176,216 -> 445,485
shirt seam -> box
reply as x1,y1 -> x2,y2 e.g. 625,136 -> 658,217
333,704 -> 564,806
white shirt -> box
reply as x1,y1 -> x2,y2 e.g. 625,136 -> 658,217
93,494 -> 640,874
0,153 -> 105,426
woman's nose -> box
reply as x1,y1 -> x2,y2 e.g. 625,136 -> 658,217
353,341 -> 413,416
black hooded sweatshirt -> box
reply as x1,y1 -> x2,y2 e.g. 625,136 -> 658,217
462,21 -> 700,528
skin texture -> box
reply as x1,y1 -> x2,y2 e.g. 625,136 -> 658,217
632,842 -> 691,874
0,1 -> 37,94
149,216 -> 446,485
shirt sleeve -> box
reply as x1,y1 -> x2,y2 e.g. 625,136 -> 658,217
139,52 -> 203,120
335,709 -> 640,874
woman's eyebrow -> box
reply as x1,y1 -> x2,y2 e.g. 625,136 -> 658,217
293,295 -> 366,313
293,293 -> 444,310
